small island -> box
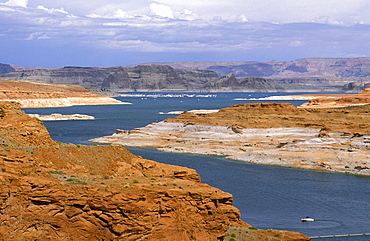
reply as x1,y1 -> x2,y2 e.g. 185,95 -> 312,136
28,113 -> 95,121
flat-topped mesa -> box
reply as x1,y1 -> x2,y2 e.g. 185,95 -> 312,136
165,102 -> 370,134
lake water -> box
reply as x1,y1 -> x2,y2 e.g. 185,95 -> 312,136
23,92 -> 370,239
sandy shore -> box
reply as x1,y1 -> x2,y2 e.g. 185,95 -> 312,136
90,121 -> 370,176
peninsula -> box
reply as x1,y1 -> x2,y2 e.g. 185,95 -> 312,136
0,78 -> 128,108
91,89 -> 370,176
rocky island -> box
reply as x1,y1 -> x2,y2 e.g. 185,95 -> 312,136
0,101 -> 309,240
91,90 -> 370,176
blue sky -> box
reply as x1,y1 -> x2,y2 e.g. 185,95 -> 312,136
1,0 -> 370,67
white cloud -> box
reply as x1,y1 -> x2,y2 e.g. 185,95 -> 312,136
2,0 -> 370,67
36,5 -> 68,14
4,0 -> 27,7
25,32 -> 50,40
87,8 -> 130,19
149,3 -> 174,19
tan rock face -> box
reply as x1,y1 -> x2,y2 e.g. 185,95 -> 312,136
0,102 -> 310,240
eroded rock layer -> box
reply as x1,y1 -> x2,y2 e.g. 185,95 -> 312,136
0,102 -> 310,240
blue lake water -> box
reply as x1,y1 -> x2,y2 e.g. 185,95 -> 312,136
23,92 -> 370,239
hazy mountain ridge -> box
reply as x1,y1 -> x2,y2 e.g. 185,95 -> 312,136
2,57 -> 370,92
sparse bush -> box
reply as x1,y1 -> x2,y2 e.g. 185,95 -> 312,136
48,170 -> 65,175
133,180 -> 139,183
66,178 -> 87,185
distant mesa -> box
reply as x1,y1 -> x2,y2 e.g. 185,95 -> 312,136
0,63 -> 15,73
3,57 -> 370,92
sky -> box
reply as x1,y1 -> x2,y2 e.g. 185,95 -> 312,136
1,0 -> 370,67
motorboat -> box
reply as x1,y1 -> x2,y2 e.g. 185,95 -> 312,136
301,216 -> 315,222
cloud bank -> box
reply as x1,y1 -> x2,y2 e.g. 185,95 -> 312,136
1,0 -> 370,67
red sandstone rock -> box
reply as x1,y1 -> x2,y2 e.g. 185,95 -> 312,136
0,101 -> 310,240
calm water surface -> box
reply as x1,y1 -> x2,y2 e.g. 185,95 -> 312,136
23,92 -> 370,238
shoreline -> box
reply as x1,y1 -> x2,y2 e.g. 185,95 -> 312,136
90,121 -> 370,177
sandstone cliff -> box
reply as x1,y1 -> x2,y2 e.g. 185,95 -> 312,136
0,101 -> 310,240
0,78 -> 126,108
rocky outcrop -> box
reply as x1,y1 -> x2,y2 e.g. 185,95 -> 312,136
0,101 -> 310,240
91,101 -> 370,176
0,78 -> 127,108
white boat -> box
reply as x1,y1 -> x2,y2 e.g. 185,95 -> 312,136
301,216 -> 315,222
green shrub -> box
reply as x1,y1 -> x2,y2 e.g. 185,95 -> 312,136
248,226 -> 258,230
48,170 -> 65,175
66,178 -> 87,185
231,233 -> 236,237
133,180 -> 139,183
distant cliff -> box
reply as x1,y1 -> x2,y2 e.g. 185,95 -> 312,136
152,58 -> 370,92
0,66 -> 116,89
101,65 -> 218,91
0,65 -> 220,91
